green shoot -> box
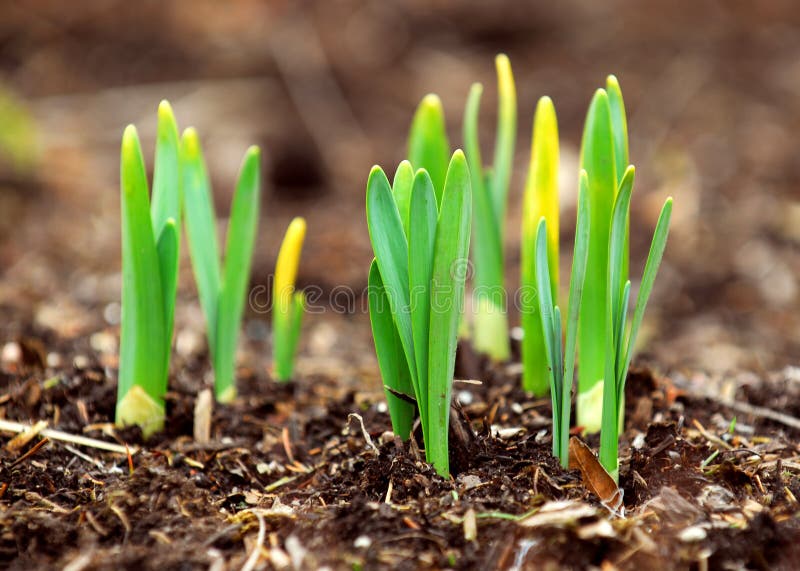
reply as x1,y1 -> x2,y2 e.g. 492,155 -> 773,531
408,95 -> 451,205
116,101 -> 180,437
577,76 -> 630,433
272,217 -> 306,382
520,96 -> 560,395
367,151 -> 472,477
462,54 -> 517,361
182,129 -> 261,403
598,165 -> 673,481
534,171 -> 591,467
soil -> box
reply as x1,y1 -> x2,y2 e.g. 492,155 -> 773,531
1,348 -> 799,570
1,1 -> 800,570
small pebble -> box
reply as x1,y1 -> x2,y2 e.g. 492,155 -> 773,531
457,390 -> 473,405
458,474 -> 482,490
679,526 -> 707,542
46,352 -> 62,368
103,302 -> 121,325
176,329 -> 204,357
90,331 -> 117,354
1,341 -> 21,364
285,535 -> 306,569
510,326 -> 524,341
353,535 -> 371,549
376,402 -> 388,414
73,355 -> 90,369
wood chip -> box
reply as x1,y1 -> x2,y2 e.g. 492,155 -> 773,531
193,388 -> 213,444
463,508 -> 477,542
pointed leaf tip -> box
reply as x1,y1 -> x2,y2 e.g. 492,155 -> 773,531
538,95 -> 555,109
181,127 -> 200,155
246,145 -> 261,160
593,87 -> 609,101
288,216 -> 307,236
158,100 -> 175,120
122,124 -> 139,148
421,93 -> 443,111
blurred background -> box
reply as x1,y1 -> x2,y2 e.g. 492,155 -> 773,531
0,0 -> 798,388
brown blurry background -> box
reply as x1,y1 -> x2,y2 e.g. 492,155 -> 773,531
0,0 -> 798,387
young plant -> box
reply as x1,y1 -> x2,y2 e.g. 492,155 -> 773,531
599,167 -> 673,481
534,172 -> 591,467
272,217 -> 306,382
367,151 -> 472,478
182,129 -> 261,403
577,76 -> 630,432
116,101 -> 180,437
520,96 -> 560,395
462,54 -> 517,361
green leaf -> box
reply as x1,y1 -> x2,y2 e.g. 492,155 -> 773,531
273,217 -> 306,383
117,125 -> 167,435
607,166 -> 635,330
408,94 -> 450,204
215,146 -> 261,402
598,165 -> 634,477
577,89 -> 617,431
606,76 -> 629,185
620,198 -> 673,389
490,54 -> 517,227
552,305 -> 564,455
392,160 -> 414,238
408,169 -> 438,437
606,76 -> 630,286
366,166 -> 418,388
521,96 -> 560,395
155,218 -> 178,369
615,280 -> 631,402
559,171 -> 591,466
463,82 -> 508,361
426,150 -> 472,477
181,128 -> 221,356
368,260 -> 415,440
534,218 -> 560,459
150,101 -> 181,362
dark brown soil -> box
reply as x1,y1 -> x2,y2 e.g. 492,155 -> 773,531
1,350 -> 799,570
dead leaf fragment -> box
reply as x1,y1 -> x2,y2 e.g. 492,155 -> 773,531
6,420 -> 48,452
568,437 -> 624,515
519,500 -> 598,528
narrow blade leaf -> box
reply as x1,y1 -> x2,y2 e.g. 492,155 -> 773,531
621,198 -> 673,386
521,96 -> 559,395
181,128 -> 221,355
427,151 -> 472,477
578,89 -> 618,423
366,166 -> 417,386
392,160 -> 414,238
273,216 -> 307,382
560,171 -> 591,466
408,169 -> 438,434
117,125 -> 166,434
408,94 -> 450,204
490,54 -> 517,225
369,261 -> 415,440
215,146 -> 261,401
